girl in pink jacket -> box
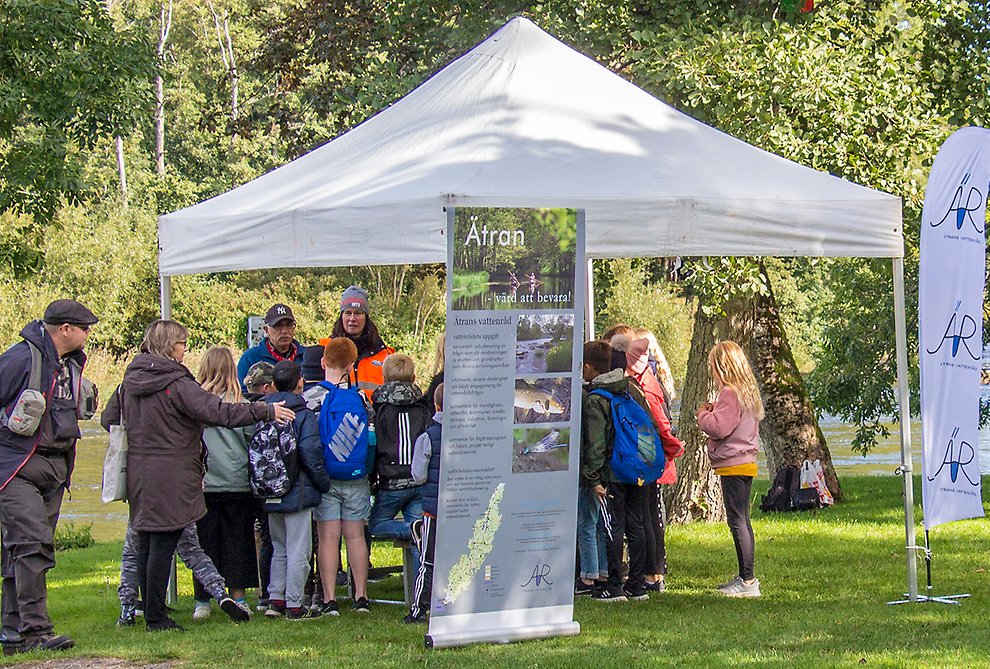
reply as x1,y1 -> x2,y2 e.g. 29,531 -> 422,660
696,341 -> 764,598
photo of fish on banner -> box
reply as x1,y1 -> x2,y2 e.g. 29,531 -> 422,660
513,378 -> 571,424
515,313 -> 574,374
512,427 -> 570,474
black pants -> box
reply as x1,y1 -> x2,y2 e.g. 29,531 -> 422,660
193,492 -> 258,601
601,482 -> 647,593
0,453 -> 67,638
135,529 -> 183,626
720,475 -> 755,581
410,514 -> 436,618
643,482 -> 667,576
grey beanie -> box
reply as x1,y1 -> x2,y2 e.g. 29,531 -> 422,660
340,285 -> 369,314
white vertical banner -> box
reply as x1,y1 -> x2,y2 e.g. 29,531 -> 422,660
428,207 -> 584,648
919,127 -> 989,529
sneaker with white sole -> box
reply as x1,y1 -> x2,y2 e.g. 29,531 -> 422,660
192,601 -> 212,621
718,578 -> 761,598
592,585 -> 628,602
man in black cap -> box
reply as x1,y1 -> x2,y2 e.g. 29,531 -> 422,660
236,304 -> 305,392
0,299 -> 98,654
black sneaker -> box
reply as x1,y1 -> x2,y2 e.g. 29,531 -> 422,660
335,571 -> 349,587
574,580 -> 595,597
220,597 -> 251,623
592,585 -> 628,603
403,610 -> 428,624
352,596 -> 370,613
146,619 -> 184,632
264,600 -> 286,618
20,633 -> 75,652
623,586 -> 650,601
645,579 -> 666,592
317,600 -> 340,617
284,606 -> 311,620
117,604 -> 137,627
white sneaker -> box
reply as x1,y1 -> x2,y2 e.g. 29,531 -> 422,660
193,601 -> 212,621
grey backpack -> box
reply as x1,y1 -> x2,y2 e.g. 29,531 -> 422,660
3,343 -> 47,437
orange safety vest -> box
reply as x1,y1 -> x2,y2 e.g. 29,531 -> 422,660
318,338 -> 394,401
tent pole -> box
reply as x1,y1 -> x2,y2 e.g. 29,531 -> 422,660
159,273 -> 178,606
585,259 -> 595,341
891,256 -> 918,603
160,274 -> 172,320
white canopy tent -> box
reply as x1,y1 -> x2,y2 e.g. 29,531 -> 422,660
158,17 -> 919,599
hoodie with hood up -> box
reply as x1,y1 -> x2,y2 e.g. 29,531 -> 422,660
120,353 -> 273,532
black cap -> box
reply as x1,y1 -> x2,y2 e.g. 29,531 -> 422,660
264,303 -> 296,326
43,299 -> 98,326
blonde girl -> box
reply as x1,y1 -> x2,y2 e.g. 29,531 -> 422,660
696,340 -> 763,598
193,346 -> 258,617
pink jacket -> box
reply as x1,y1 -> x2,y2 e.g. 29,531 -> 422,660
697,386 -> 759,469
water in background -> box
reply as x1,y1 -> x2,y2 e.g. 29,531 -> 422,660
62,387 -> 990,540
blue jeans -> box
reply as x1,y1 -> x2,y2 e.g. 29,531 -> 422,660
369,486 -> 424,576
577,486 -> 608,581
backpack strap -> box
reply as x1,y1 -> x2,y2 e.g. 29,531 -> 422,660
26,341 -> 42,393
588,388 -> 615,401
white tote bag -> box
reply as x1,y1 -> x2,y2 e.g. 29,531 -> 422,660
101,389 -> 128,503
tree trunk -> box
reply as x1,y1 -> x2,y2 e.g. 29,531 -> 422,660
667,303 -> 725,523
115,136 -> 128,206
154,0 -> 172,177
722,262 -> 843,501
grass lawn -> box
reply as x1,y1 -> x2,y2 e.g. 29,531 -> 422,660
9,476 -> 989,668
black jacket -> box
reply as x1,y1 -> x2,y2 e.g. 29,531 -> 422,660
0,321 -> 86,490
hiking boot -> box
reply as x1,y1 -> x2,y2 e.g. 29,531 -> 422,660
147,619 -> 184,632
193,600 -> 212,621
574,580 -> 595,597
718,578 -> 761,598
592,585 -> 627,602
403,610 -> 428,624
21,633 -> 75,652
622,586 -> 650,601
316,600 -> 340,617
284,606 -> 311,620
264,600 -> 286,617
117,604 -> 137,627
220,597 -> 251,623
1,632 -> 24,657
352,596 -> 370,613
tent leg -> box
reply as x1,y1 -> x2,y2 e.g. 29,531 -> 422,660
585,258 -> 595,341
160,274 -> 172,320
159,273 -> 178,607
886,257 -> 919,605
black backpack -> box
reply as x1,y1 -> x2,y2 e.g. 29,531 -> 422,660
248,420 -> 300,498
760,465 -> 801,512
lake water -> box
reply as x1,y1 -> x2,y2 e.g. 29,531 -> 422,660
60,387 -> 990,540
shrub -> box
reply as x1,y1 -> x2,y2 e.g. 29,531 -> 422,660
54,523 -> 95,551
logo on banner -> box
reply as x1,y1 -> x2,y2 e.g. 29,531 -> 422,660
520,563 -> 553,588
927,427 -> 979,486
925,301 -> 981,360
929,172 -> 986,233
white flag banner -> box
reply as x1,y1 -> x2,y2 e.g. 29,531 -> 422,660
919,127 -> 989,529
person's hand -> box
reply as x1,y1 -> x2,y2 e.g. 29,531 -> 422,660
272,401 -> 295,425
696,402 -> 713,419
593,484 -> 607,499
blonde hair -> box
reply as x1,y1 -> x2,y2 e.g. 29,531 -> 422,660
431,331 -> 446,377
197,346 -> 242,402
383,353 -> 416,383
601,323 -> 633,343
141,320 -> 189,360
708,341 -> 764,420
633,327 -> 675,400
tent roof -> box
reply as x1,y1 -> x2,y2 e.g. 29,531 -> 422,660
158,17 -> 902,276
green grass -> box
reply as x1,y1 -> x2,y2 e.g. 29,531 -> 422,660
11,476 -> 990,668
